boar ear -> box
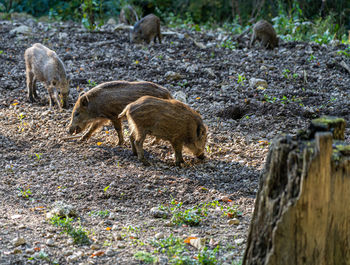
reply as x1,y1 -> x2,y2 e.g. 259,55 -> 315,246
80,95 -> 89,107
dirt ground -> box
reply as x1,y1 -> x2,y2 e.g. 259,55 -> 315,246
0,15 -> 349,265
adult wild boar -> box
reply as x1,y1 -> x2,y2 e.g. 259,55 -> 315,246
68,81 -> 172,145
130,14 -> 161,44
24,43 -> 70,109
118,96 -> 207,166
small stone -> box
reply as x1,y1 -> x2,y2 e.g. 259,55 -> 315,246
67,254 -> 79,262
90,244 -> 100,250
249,78 -> 268,89
10,25 -> 31,35
260,65 -> 268,71
13,237 -> 26,247
228,218 -> 240,225
46,239 -> 55,247
155,232 -> 164,239
116,234 -> 123,241
234,238 -> 244,245
164,71 -> 183,81
220,195 -> 230,202
107,18 -> 117,25
63,249 -> 74,256
25,248 -> 35,254
150,207 -> 169,219
105,248 -> 116,257
13,248 -> 22,254
58,32 -> 68,40
173,91 -> 187,103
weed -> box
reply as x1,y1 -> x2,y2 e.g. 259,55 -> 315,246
308,54 -> 315,61
206,145 -> 212,154
0,50 -> 3,55
28,250 -> 50,261
103,185 -> 110,193
337,47 -> 350,57
18,188 -> 32,199
87,79 -> 97,87
134,251 -> 157,264
221,38 -> 236,50
50,215 -> 90,245
282,69 -> 291,79
34,153 -> 42,161
89,210 -> 110,218
197,246 -> 220,264
237,74 -> 246,84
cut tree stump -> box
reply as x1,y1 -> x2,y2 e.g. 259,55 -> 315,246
243,116 -> 350,265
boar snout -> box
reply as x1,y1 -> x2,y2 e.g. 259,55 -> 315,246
68,125 -> 82,135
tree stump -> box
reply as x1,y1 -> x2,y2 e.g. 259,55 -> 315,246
243,116 -> 350,265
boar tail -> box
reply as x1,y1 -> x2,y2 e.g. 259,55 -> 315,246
118,107 -> 128,120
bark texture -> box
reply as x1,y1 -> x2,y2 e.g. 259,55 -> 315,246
243,117 -> 350,265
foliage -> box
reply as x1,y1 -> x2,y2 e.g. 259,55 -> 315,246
134,251 -> 158,264
50,214 -> 90,245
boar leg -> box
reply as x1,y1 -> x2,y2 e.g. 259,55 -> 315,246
81,121 -> 104,141
134,133 -> 150,166
172,141 -> 185,167
32,78 -> 39,99
129,134 -> 137,156
26,71 -> 35,102
111,118 -> 124,145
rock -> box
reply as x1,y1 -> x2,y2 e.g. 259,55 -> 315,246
58,32 -> 68,40
150,207 -> 169,219
90,244 -> 100,250
260,65 -> 268,71
46,201 -> 77,219
46,239 -> 55,247
193,40 -> 206,49
249,78 -> 268,89
234,238 -> 244,245
173,91 -> 187,103
67,254 -> 79,262
13,237 -> 26,247
155,232 -> 165,239
204,68 -> 216,78
165,71 -> 183,81
107,18 -> 117,25
106,247 -> 116,257
228,218 -> 240,225
186,64 -> 199,73
189,238 -> 206,250
10,25 -> 31,35
13,248 -> 22,254
25,248 -> 35,254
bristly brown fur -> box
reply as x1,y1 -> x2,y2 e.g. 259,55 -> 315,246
250,20 -> 278,49
130,14 -> 161,44
119,96 -> 207,166
68,81 -> 172,146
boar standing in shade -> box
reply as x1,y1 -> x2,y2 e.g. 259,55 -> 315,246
130,14 -> 161,44
118,96 -> 207,166
250,20 -> 278,49
24,43 -> 69,109
68,81 -> 172,145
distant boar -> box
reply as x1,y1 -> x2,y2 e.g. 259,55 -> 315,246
130,14 -> 161,44
24,43 -> 69,109
68,81 -> 172,145
250,20 -> 278,49
119,5 -> 139,25
118,96 -> 207,166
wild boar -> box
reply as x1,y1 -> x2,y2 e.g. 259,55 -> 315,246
119,5 -> 139,25
118,96 -> 207,166
24,43 -> 69,109
250,20 -> 278,49
130,14 -> 161,44
68,81 -> 172,145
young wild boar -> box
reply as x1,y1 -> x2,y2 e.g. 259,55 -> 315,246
119,5 -> 139,25
118,96 -> 207,166
130,14 -> 161,44
68,81 -> 172,145
24,43 -> 69,109
250,20 -> 278,49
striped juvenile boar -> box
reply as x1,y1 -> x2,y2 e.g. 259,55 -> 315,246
130,14 -> 161,44
118,96 -> 207,166
250,20 -> 278,49
24,43 -> 69,109
68,81 -> 172,145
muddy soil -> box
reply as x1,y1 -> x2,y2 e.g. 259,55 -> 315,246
0,16 -> 349,265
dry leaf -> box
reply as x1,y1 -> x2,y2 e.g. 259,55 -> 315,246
97,142 -> 102,146
184,236 -> 198,244
196,97 -> 201,99
106,227 -> 111,231
90,251 -> 105,257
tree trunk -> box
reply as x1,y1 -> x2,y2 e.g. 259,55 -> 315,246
243,116 -> 350,265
